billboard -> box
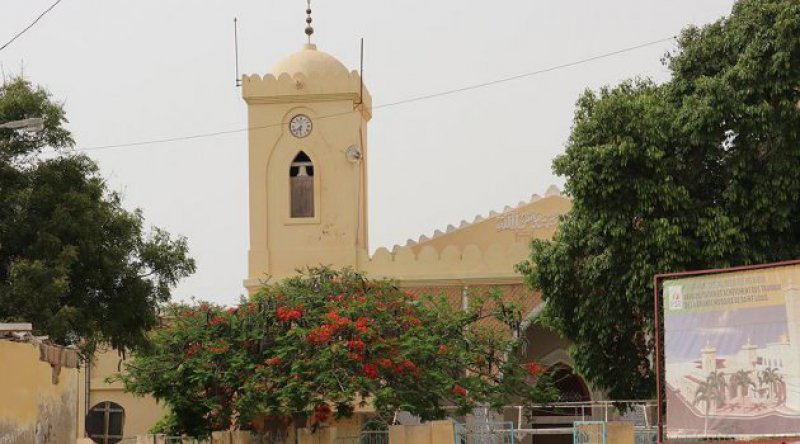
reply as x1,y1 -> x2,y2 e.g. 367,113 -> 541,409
663,263 -> 800,439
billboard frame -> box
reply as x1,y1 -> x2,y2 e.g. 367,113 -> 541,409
654,259 -> 800,444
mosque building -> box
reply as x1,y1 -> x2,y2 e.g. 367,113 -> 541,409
76,9 -> 600,443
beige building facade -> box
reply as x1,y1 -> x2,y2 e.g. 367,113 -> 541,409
239,37 -> 598,442
75,36 -> 594,443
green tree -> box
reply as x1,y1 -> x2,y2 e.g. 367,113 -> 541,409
0,77 -> 196,353
117,267 -> 558,438
517,0 -> 800,399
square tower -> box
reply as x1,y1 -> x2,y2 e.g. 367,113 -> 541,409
242,44 -> 372,291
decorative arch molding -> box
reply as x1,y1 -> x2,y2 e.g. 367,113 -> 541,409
539,348 -> 574,369
522,319 -> 605,402
265,136 -> 323,225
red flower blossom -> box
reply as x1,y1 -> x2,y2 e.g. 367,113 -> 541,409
348,352 -> 364,362
355,317 -> 370,333
348,340 -> 365,352
526,362 -> 544,376
307,325 -> 335,344
362,363 -> 379,379
277,306 -> 303,322
265,357 -> 282,365
210,316 -> 227,326
438,345 -> 448,355
312,404 -> 330,422
227,307 -> 238,314
378,358 -> 393,369
452,385 -> 468,397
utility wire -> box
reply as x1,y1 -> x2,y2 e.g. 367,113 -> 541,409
78,35 -> 677,152
0,0 -> 65,53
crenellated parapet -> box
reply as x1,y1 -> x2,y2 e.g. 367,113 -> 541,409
357,185 -> 570,284
357,241 -> 533,284
242,72 -> 372,119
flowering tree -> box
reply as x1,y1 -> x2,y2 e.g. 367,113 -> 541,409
118,267 -> 556,437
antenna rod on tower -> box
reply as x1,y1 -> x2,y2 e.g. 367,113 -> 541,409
359,38 -> 365,106
233,17 -> 241,87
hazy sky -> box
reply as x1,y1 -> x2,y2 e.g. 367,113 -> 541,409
1,0 -> 737,305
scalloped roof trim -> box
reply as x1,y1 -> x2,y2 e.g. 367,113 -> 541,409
380,184 -> 565,252
359,242 -> 532,278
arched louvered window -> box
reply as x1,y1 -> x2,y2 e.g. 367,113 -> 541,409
290,151 -> 314,218
85,401 -> 125,444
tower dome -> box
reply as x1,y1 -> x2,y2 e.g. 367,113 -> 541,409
270,44 -> 350,77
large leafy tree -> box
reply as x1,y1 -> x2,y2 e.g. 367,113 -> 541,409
518,0 -> 800,400
118,267 -> 557,438
0,77 -> 196,353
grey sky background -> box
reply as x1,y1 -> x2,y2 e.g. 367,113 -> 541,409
1,0 -> 736,305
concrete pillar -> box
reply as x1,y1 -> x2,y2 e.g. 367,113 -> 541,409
297,427 -> 336,444
606,421 -> 634,444
230,430 -> 252,444
388,421 -> 455,444
388,425 -> 406,444
211,431 -> 232,444
429,420 -> 455,444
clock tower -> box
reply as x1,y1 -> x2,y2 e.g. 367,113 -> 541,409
242,23 -> 371,290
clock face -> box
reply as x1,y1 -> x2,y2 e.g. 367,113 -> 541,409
289,114 -> 312,138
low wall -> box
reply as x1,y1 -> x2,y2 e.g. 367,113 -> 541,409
389,420 -> 455,444
0,339 -> 79,444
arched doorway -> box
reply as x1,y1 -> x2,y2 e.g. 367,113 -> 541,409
550,364 -> 592,403
514,321 -> 593,444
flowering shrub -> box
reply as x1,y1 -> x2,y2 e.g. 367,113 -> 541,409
117,267 -> 556,437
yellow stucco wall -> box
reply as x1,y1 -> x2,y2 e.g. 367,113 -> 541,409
0,340 -> 78,444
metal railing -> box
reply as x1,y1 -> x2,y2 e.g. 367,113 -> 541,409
508,400 -> 658,426
455,421 -> 515,444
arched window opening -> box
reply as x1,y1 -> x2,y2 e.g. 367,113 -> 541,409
533,364 -> 591,417
85,401 -> 125,444
290,151 -> 314,218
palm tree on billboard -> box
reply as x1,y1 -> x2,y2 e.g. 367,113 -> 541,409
693,378 -> 723,435
759,367 -> 780,401
707,371 -> 727,408
729,370 -> 756,407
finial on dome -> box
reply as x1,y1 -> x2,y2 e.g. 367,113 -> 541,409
304,0 -> 314,43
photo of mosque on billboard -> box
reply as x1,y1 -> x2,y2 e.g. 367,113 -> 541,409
664,264 -> 800,439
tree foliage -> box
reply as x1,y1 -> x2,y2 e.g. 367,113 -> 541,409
0,77 -> 196,353
118,267 -> 557,437
518,0 -> 800,400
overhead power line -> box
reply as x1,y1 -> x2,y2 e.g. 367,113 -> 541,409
78,35 -> 676,152
0,0 -> 65,53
